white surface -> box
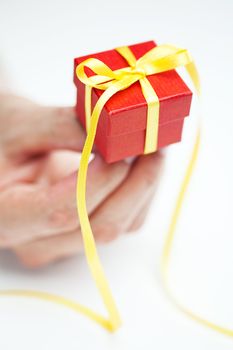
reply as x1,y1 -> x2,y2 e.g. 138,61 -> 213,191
0,0 -> 233,349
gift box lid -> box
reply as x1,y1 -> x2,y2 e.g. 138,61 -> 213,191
74,41 -> 192,137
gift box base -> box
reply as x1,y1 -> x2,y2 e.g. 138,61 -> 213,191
76,103 -> 184,163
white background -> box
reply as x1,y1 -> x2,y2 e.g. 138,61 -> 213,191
0,0 -> 233,349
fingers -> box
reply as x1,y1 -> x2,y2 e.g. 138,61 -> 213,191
14,198 -> 153,268
45,156 -> 130,236
14,230 -> 83,268
128,194 -> 154,232
0,155 -> 47,191
89,152 -> 165,242
0,94 -> 86,159
13,152 -> 165,268
0,155 -> 130,247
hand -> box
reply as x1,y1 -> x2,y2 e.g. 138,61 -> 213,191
0,93 -> 165,268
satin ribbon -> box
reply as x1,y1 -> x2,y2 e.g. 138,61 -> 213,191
75,44 -> 199,331
1,44 -> 232,338
161,128 -> 233,337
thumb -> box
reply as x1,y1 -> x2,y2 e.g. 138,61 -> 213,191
25,106 -> 86,154
1,95 -> 86,158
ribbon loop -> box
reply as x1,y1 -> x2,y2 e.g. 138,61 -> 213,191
76,58 -> 117,90
115,46 -> 137,66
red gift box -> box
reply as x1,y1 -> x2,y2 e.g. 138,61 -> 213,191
74,41 -> 193,163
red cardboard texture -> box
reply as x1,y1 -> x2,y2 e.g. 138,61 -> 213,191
74,41 -> 193,163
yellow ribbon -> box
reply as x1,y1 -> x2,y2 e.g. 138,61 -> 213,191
75,44 -> 199,331
162,128 -> 233,337
1,44 -> 232,338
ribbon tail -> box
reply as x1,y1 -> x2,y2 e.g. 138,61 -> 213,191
0,289 -> 111,329
85,85 -> 92,132
161,128 -> 233,337
185,61 -> 201,96
77,84 -> 123,331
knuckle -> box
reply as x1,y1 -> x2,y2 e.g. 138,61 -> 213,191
142,164 -> 159,188
0,187 -> 47,246
94,222 -> 123,243
144,169 -> 157,187
128,219 -> 145,233
139,153 -> 165,188
104,162 -> 129,184
45,188 -> 77,233
50,107 -> 76,136
16,249 -> 48,269
2,109 -> 32,154
47,207 -> 77,233
0,232 -> 14,248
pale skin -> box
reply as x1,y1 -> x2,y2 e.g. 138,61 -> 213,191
0,93 -> 164,268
